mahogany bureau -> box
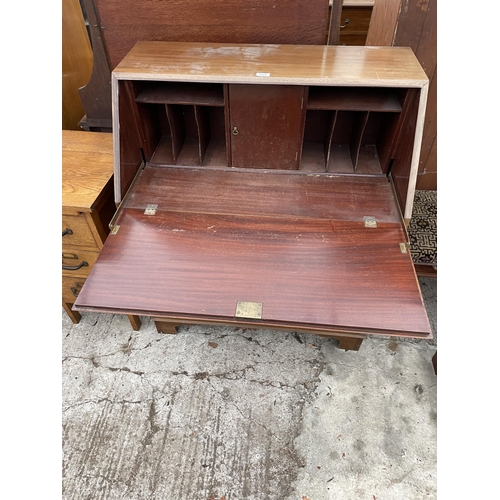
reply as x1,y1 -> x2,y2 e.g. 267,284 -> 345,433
62,130 -> 141,330
73,41 -> 432,350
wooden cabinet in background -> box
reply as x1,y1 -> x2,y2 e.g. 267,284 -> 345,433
62,130 -> 141,330
366,0 -> 437,191
328,1 -> 374,46
62,0 -> 93,129
339,4 -> 373,46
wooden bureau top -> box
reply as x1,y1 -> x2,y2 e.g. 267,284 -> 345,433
62,130 -> 114,212
113,41 -> 428,88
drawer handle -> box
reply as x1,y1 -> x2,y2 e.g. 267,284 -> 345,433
62,228 -> 73,237
69,282 -> 84,298
62,261 -> 88,271
232,126 -> 239,136
340,18 -> 350,29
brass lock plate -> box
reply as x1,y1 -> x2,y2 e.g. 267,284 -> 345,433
144,204 -> 158,215
235,301 -> 263,320
364,216 -> 377,228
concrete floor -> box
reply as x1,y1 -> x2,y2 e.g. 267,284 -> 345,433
62,276 -> 437,500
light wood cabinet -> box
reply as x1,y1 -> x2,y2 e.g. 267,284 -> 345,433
62,130 -> 141,330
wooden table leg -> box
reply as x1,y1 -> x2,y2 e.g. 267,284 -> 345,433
154,319 -> 180,335
63,302 -> 81,324
336,336 -> 363,351
127,315 -> 142,331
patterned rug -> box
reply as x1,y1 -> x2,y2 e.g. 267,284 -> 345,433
408,190 -> 437,266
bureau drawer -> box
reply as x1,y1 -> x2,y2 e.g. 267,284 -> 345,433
340,7 -> 372,35
62,213 -> 98,248
62,276 -> 86,302
62,248 -> 99,277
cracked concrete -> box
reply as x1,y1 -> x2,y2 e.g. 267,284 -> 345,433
62,277 -> 437,500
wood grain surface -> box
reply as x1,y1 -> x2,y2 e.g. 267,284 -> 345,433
366,0 -> 437,191
307,87 -> 402,112
394,0 -> 437,192
78,41 -> 431,338
112,42 -> 428,88
365,0 -> 401,46
96,0 -> 330,70
62,131 -> 114,211
77,0 -> 113,131
339,1 -> 375,7
62,0 -> 93,130
136,82 -> 225,107
123,166 -> 401,223
111,42 -> 428,212
74,207 -> 430,336
229,84 -> 306,170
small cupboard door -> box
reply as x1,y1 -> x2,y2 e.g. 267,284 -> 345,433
229,84 -> 306,170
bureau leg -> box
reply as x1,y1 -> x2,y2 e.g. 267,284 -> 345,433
335,336 -> 363,351
154,320 -> 180,335
127,315 -> 142,331
63,302 -> 81,324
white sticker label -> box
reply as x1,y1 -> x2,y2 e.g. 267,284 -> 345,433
256,72 -> 271,77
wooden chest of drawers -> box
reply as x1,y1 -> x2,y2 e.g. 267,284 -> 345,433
62,130 -> 141,331
339,5 -> 373,46
327,0 -> 374,46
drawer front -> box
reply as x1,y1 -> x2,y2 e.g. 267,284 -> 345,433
340,7 -> 372,35
62,213 -> 97,248
62,248 -> 99,278
62,276 -> 86,302
340,34 -> 368,46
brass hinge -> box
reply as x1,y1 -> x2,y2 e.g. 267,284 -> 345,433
364,216 -> 377,228
235,301 -> 263,320
400,242 -> 409,254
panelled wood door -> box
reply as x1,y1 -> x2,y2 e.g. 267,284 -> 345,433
229,84 -> 306,170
